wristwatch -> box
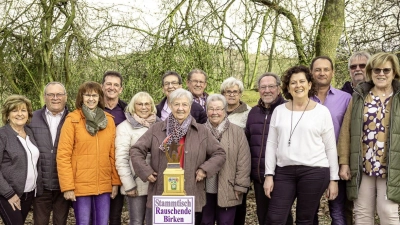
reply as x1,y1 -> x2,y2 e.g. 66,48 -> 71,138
264,174 -> 274,177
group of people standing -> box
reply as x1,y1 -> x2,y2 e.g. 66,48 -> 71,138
0,51 -> 399,225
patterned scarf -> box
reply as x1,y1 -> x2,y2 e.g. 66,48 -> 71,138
205,117 -> 230,141
133,113 -> 157,128
81,105 -> 108,136
159,113 -> 193,152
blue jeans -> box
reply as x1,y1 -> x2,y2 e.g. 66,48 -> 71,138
127,195 -> 146,225
73,193 -> 110,225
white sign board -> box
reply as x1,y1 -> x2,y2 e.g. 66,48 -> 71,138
152,195 -> 195,225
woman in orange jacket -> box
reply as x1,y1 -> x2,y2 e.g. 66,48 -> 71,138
57,81 -> 121,225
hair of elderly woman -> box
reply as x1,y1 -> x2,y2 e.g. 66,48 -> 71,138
168,89 -> 193,105
126,92 -> 157,116
256,72 -> 281,88
75,81 -> 105,110
365,52 -> 400,82
220,77 -> 244,94
1,95 -> 33,125
281,65 -> 317,100
206,94 -> 228,111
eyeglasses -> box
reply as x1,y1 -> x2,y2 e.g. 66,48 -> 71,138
372,68 -> 392,75
350,64 -> 366,70
224,90 -> 241,96
136,102 -> 151,107
83,94 -> 99,98
259,85 -> 278,91
163,81 -> 180,87
207,108 -> 224,113
189,80 -> 206,85
45,93 -> 66,99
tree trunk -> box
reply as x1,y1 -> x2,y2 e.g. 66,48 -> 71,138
315,0 -> 345,63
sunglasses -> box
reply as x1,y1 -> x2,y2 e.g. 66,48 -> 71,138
349,64 -> 366,70
372,68 -> 392,75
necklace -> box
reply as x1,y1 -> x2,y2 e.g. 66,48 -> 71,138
288,98 -> 310,146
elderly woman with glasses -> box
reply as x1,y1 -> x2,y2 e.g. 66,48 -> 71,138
220,77 -> 251,129
0,95 -> 42,225
57,81 -> 121,225
338,52 -> 400,224
131,89 -> 226,225
115,92 -> 161,225
200,94 -> 250,225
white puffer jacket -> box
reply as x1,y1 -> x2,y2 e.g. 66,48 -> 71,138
115,117 -> 156,196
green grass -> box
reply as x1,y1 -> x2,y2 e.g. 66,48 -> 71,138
242,89 -> 260,107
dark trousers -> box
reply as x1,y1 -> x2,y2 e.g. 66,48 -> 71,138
233,190 -> 247,225
201,193 -> 236,225
313,180 -> 348,225
253,181 -> 293,225
109,187 -> 124,225
266,166 -> 329,225
0,191 -> 34,225
33,189 -> 70,225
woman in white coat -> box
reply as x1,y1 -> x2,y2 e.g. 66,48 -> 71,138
115,92 -> 160,225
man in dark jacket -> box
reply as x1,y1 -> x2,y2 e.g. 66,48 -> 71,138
156,71 -> 207,124
101,71 -> 126,225
29,82 -> 70,225
341,51 -> 370,95
244,73 -> 293,225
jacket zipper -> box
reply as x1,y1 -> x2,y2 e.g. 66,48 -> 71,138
257,110 -> 269,183
353,89 -> 364,198
96,133 -> 99,194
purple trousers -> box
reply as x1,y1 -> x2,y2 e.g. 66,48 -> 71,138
201,193 -> 236,225
72,193 -> 110,225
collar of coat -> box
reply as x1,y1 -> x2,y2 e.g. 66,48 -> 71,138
354,80 -> 400,97
160,116 -> 199,132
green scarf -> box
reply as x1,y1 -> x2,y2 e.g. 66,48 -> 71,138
81,105 -> 108,136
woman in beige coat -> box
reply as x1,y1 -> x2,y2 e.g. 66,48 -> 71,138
200,94 -> 251,225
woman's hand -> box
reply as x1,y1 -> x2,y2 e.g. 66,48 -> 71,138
64,190 -> 76,201
263,176 -> 274,199
235,191 -> 242,200
147,172 -> 158,182
196,169 -> 206,182
8,194 -> 21,211
126,189 -> 138,197
111,186 -> 119,199
326,181 -> 338,200
339,165 -> 351,180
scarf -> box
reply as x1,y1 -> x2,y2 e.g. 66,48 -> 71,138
81,104 -> 108,136
159,113 -> 193,152
205,117 -> 230,141
132,113 -> 157,128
